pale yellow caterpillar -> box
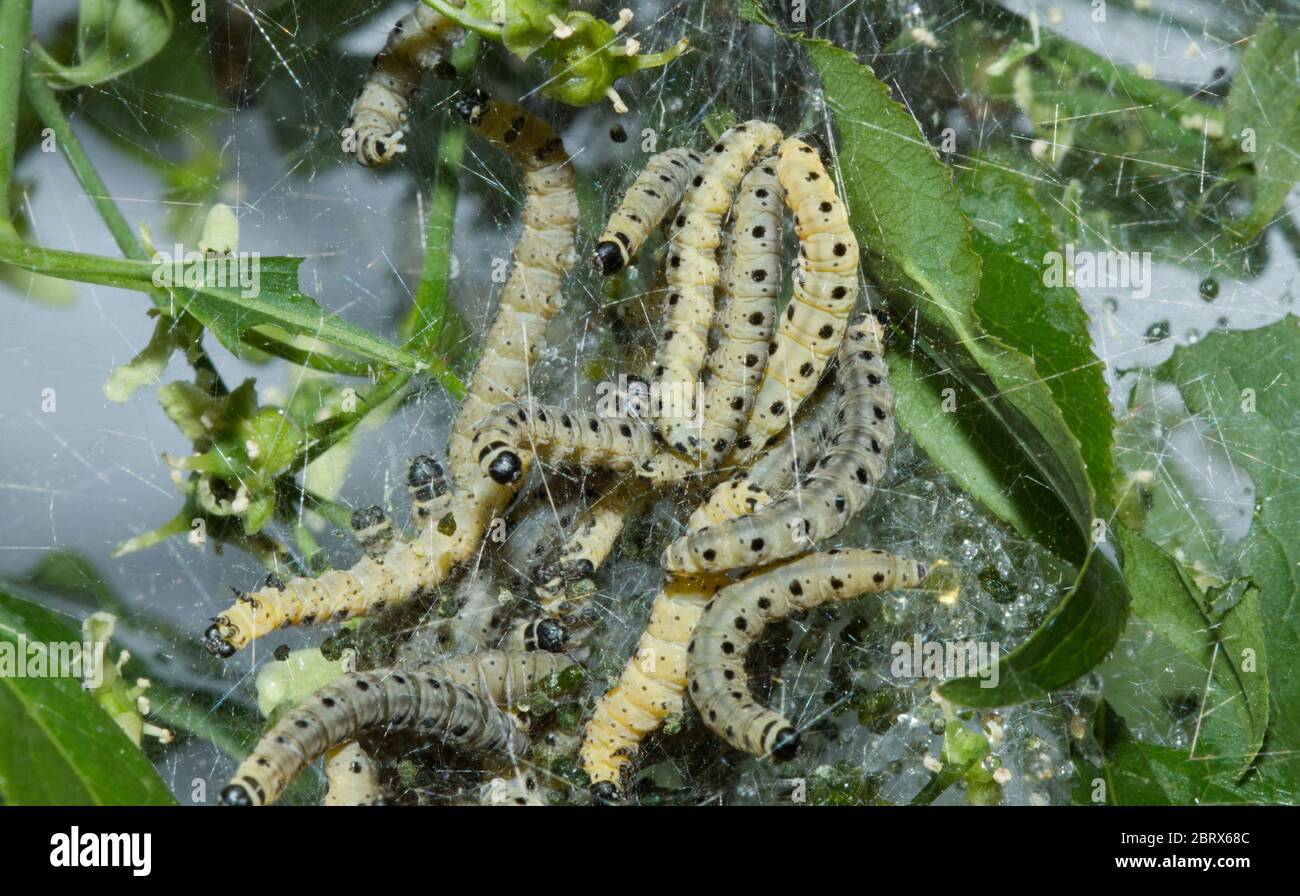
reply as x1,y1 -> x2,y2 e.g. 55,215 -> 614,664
665,316 -> 894,573
469,401 -> 657,487
640,153 -> 785,480
204,94 -> 574,655
593,147 -> 703,274
688,549 -> 925,759
323,741 -> 381,806
447,90 -> 578,523
651,121 -> 783,453
724,138 -> 858,468
220,650 -> 573,806
579,573 -> 731,802
344,2 -> 463,167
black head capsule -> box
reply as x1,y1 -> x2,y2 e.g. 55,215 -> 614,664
407,454 -> 445,490
218,783 -> 254,806
593,241 -> 626,275
534,619 -> 568,653
455,88 -> 490,126
488,451 -> 523,485
350,505 -> 386,532
590,781 -> 624,806
202,624 -> 237,659
770,727 -> 801,761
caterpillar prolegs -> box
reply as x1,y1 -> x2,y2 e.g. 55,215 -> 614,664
664,316 -> 895,573
688,549 -> 925,759
344,2 -> 463,167
220,650 -> 573,806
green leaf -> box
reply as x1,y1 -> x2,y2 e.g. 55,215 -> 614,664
0,241 -> 439,378
0,585 -> 176,804
1155,315 -> 1300,789
34,0 -> 174,88
1225,14 -> 1300,241
1072,703 -> 1289,805
743,6 -> 1128,704
1116,525 -> 1268,777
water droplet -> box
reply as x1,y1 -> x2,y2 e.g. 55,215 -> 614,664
1144,320 -> 1170,343
1198,277 -> 1219,301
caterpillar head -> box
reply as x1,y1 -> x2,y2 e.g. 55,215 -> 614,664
202,622 -> 237,659
590,781 -> 624,806
350,505 -> 386,532
488,450 -> 523,485
593,240 -> 627,275
770,727 -> 801,761
455,88 -> 491,126
218,783 -> 254,806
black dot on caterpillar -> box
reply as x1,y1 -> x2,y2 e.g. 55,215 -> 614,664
665,315 -> 895,573
688,549 -> 926,759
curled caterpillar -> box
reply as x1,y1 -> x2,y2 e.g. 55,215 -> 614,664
447,90 -> 578,517
323,741 -> 381,806
204,95 -> 574,655
724,137 -> 859,468
688,549 -> 925,759
579,573 -> 731,801
343,2 -> 462,167
470,401 -> 657,487
640,153 -> 786,480
594,147 -> 703,275
651,121 -> 784,452
220,650 -> 573,806
665,316 -> 894,573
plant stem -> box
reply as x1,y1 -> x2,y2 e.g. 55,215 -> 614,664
22,66 -> 147,259
0,0 -> 31,230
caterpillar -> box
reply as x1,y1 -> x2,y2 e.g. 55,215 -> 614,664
723,137 -> 859,469
204,94 -> 574,655
469,401 -> 657,487
688,549 -> 925,759
686,478 -> 772,532
664,316 -> 895,573
508,476 -> 647,652
738,381 -> 838,497
639,153 -> 786,480
579,573 -> 731,802
593,147 -> 703,275
323,741 -> 381,806
446,89 -> 578,520
350,505 -> 395,560
343,2 -> 462,167
220,650 -> 573,806
650,121 -> 784,453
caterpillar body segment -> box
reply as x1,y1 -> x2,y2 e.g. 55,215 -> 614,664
579,574 -> 731,798
219,666 -> 529,806
344,2 -> 462,167
323,741 -> 381,806
688,549 -> 926,758
725,138 -> 858,468
665,317 -> 895,574
652,121 -> 784,451
742,384 -> 838,496
594,147 -> 704,275
350,506 -> 395,560
670,154 -> 787,474
447,91 -> 578,517
686,479 -> 772,532
470,401 -> 657,488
